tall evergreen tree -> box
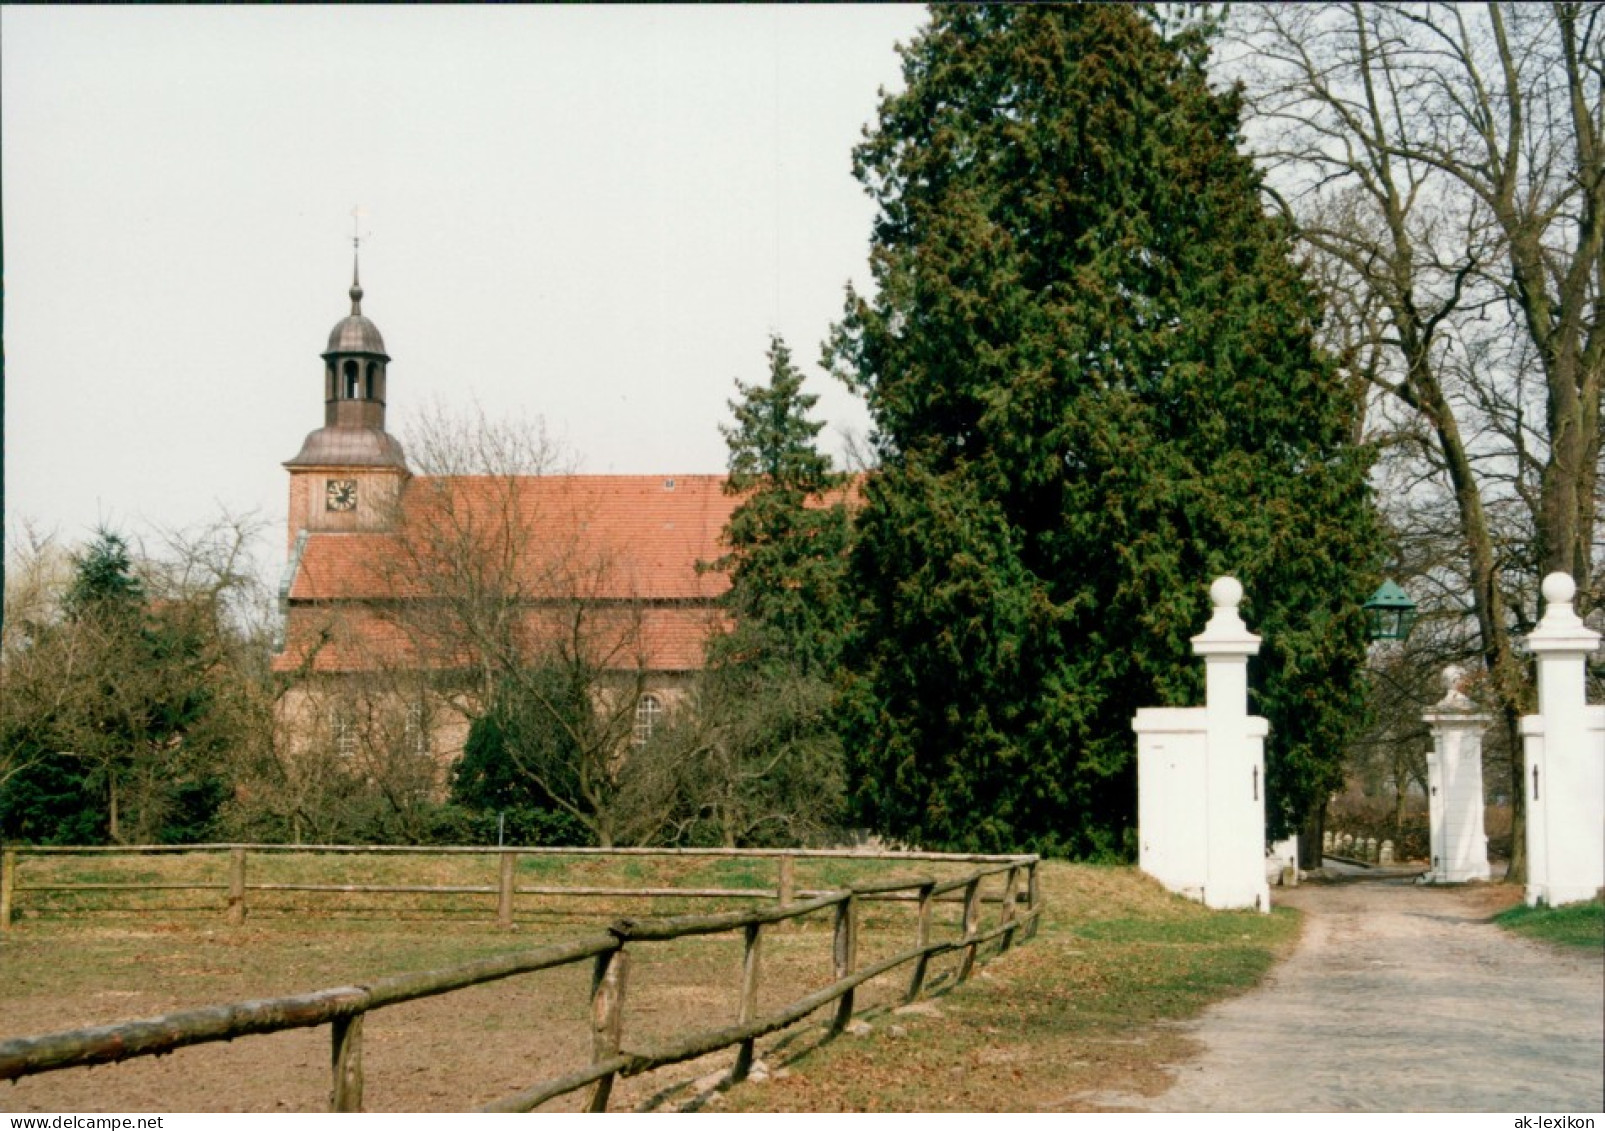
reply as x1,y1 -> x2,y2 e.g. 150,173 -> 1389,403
63,529 -> 144,618
830,5 -> 1382,855
711,335 -> 852,678
681,336 -> 853,845
1,529 -> 235,844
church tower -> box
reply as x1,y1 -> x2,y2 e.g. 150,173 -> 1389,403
284,256 -> 409,540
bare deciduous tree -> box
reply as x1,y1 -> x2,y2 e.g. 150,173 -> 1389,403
2,515 -> 277,844
1,524 -> 76,795
1224,1 -> 1604,878
652,668 -> 845,848
228,665 -> 446,844
370,407 -> 686,847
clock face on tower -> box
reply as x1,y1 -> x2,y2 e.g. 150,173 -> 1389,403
325,478 -> 358,512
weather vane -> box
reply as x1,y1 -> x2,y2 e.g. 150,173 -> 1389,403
351,204 -> 370,254
348,205 -> 371,309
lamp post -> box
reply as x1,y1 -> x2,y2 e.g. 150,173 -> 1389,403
1364,580 -> 1417,642
1343,580 -> 1416,876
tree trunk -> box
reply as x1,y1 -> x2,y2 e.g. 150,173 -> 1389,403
1417,375 -> 1529,884
1299,797 -> 1326,871
1231,2 -> 1600,892
1393,769 -> 1407,841
1502,708 -> 1527,884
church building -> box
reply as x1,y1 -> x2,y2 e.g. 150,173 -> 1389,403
272,265 -> 740,779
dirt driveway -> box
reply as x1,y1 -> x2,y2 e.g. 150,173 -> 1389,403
1100,878 -> 1603,1112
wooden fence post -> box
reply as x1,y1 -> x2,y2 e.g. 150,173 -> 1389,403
497,852 -> 516,928
1022,862 -> 1040,940
588,947 -> 630,1112
329,1013 -> 365,1112
777,855 -> 795,909
905,880 -> 935,1003
731,921 -> 762,1082
998,866 -> 1021,952
0,848 -> 16,933
226,848 -> 247,927
829,895 -> 858,1035
956,877 -> 982,983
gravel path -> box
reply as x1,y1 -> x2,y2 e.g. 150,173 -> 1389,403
1127,880 -> 1602,1112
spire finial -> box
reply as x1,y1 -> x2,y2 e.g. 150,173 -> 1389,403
349,205 -> 365,314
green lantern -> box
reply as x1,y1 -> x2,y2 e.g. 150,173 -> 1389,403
1364,580 -> 1417,642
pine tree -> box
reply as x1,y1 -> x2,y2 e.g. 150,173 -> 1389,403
683,336 -> 853,845
1,529 -> 234,844
63,529 -> 144,620
830,6 -> 1382,855
711,335 -> 852,678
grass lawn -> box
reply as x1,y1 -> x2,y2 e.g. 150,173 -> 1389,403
1495,898 -> 1605,952
722,861 -> 1300,1112
1,852 -> 1298,1112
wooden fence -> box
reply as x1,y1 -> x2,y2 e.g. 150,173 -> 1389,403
0,849 -> 1039,1112
0,843 -> 1041,930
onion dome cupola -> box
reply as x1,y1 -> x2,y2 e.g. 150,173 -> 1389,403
285,256 -> 408,471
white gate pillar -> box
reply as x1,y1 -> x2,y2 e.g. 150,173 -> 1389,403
1522,573 -> 1604,907
1135,577 -> 1270,913
1421,667 -> 1491,884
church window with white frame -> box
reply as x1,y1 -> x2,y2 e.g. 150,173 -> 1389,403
633,694 -> 663,748
404,701 -> 431,758
330,707 -> 357,759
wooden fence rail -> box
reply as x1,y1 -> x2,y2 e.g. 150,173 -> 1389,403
0,852 -> 1041,1113
0,844 -> 1035,931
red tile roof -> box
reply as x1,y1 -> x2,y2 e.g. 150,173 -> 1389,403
274,472 -> 859,676
275,474 -> 742,674
286,474 -> 739,604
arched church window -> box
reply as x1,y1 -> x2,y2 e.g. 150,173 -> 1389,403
330,707 -> 357,759
344,360 -> 359,399
405,701 -> 431,758
633,694 -> 663,748
366,362 -> 378,400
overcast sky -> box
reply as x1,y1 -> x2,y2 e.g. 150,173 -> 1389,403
2,4 -> 927,562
